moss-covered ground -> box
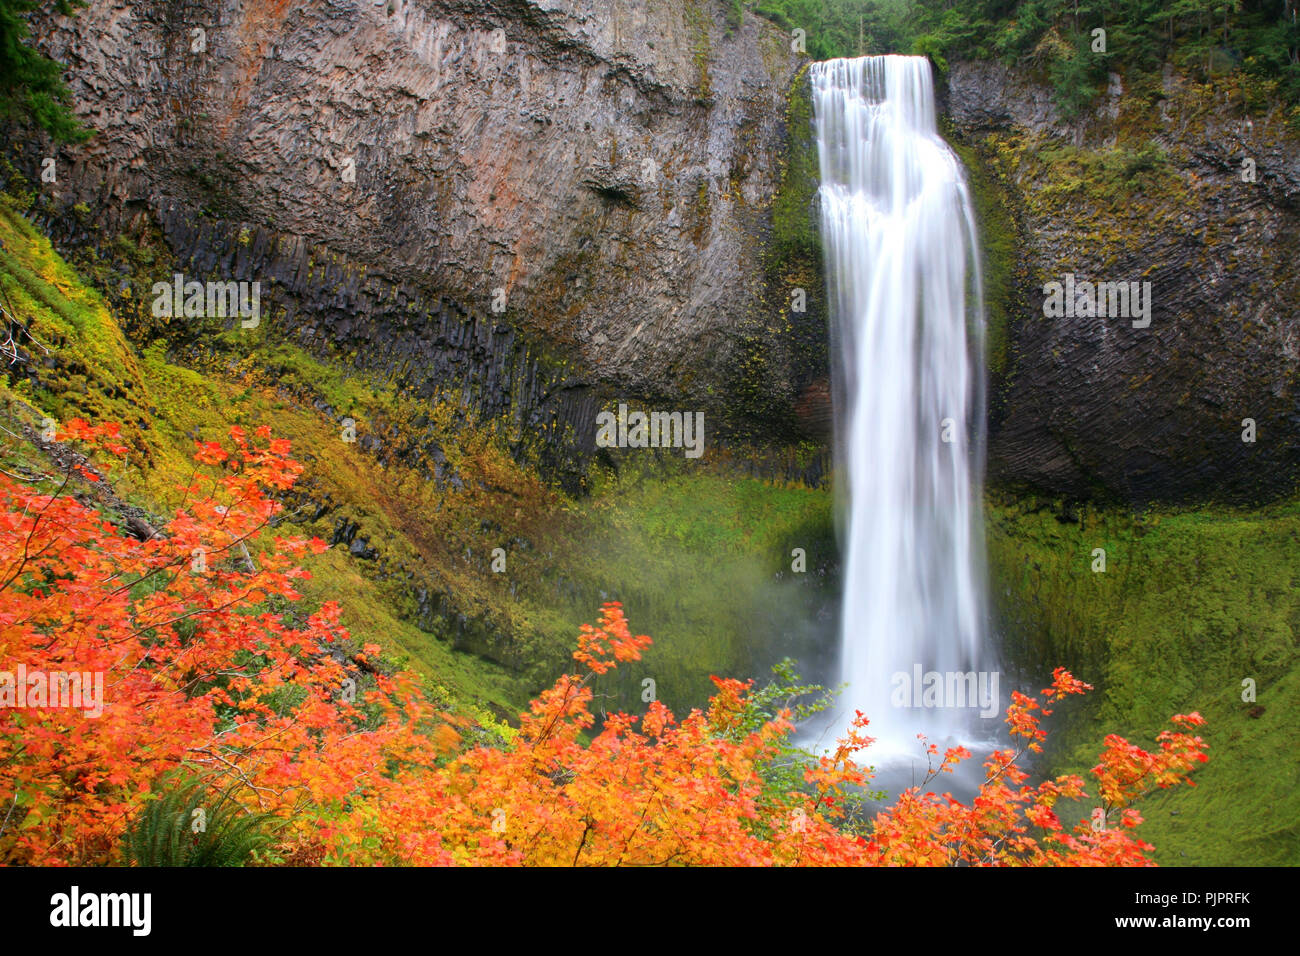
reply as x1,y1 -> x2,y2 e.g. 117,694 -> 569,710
988,492 -> 1300,865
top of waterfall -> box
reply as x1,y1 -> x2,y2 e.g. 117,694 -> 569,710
809,55 -> 937,134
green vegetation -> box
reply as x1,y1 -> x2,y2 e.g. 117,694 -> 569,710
0,192 -> 838,742
907,0 -> 1300,122
520,453 -> 836,716
945,131 -> 1019,382
746,2 -> 1299,124
685,0 -> 714,100
726,0 -> 746,35
973,127 -> 1195,275
123,773 -> 284,866
0,0 -> 91,141
988,492 -> 1300,865
753,0 -> 913,59
749,65 -> 830,442
769,66 -> 822,267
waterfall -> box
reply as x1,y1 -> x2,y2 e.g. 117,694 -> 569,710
809,55 -> 990,756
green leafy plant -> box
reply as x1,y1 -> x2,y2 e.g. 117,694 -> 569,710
0,0 -> 92,141
123,773 -> 285,867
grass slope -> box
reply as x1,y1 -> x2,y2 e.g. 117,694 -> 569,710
988,492 -> 1300,865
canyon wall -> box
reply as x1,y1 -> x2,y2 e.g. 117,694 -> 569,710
947,60 -> 1300,504
18,0 -> 816,478
14,3 -> 1298,502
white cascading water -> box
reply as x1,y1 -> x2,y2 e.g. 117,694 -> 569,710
810,55 -> 989,757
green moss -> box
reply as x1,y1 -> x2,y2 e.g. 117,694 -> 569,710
723,0 -> 744,37
293,547 -> 526,730
947,133 -> 1017,382
737,65 -> 829,440
980,131 -> 1191,263
684,0 -> 713,101
768,65 -> 821,270
0,203 -> 193,499
690,176 -> 712,246
514,455 -> 837,714
988,491 -> 1300,865
728,326 -> 789,431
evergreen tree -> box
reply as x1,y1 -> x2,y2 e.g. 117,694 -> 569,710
0,0 -> 90,142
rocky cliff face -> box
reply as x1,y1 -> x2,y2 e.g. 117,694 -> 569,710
20,0 -> 811,469
20,2 -> 1294,505
946,61 -> 1300,505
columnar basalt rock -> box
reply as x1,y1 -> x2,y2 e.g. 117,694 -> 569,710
21,0 -> 807,451
946,60 -> 1300,504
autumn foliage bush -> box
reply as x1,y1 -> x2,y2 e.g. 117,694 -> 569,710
0,422 -> 1208,866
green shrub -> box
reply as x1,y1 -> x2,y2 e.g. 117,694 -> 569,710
123,772 -> 285,867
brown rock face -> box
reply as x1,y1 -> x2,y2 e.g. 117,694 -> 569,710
946,61 -> 1300,505
33,5 -> 1292,505
793,376 -> 831,437
23,0 -> 807,446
